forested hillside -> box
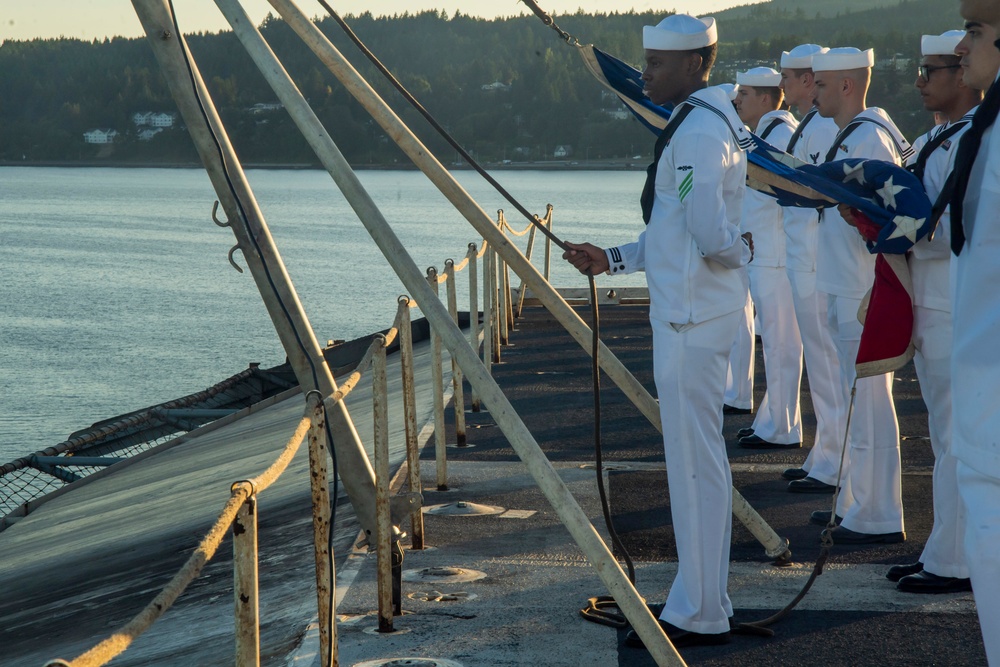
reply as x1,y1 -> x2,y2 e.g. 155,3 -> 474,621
0,1 -> 961,166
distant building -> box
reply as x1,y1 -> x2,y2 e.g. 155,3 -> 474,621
247,102 -> 283,114
604,109 -> 630,120
132,111 -> 176,127
83,129 -> 118,144
481,81 -> 511,92
138,128 -> 164,141
554,145 -> 572,158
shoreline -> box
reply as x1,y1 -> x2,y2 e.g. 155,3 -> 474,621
0,159 -> 647,171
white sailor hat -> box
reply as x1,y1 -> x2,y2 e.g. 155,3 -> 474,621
737,67 -> 782,87
811,47 -> 875,71
780,44 -> 828,69
643,14 -> 717,51
921,30 -> 965,56
717,83 -> 739,101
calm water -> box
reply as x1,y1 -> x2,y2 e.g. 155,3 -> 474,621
0,166 -> 646,462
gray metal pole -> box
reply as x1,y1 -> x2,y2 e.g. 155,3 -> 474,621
129,0 -> 379,541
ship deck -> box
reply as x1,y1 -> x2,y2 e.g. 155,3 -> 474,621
0,302 -> 985,666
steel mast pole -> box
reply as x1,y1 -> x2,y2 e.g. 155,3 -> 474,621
130,0 -> 379,539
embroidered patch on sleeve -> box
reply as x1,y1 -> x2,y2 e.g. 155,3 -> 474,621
678,169 -> 694,202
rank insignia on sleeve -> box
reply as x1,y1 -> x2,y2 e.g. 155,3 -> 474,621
678,170 -> 694,201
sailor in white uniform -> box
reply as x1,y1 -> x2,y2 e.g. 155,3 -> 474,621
776,45 -> 847,491
732,67 -> 804,449
563,14 -> 751,648
950,3 -> 1000,661
888,30 -> 980,595
723,80 -> 755,417
812,47 -> 910,544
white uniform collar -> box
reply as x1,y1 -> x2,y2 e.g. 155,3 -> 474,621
684,85 -> 755,151
847,107 -> 911,156
756,109 -> 797,132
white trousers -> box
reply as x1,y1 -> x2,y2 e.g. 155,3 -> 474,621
652,310 -> 739,635
828,294 -> 903,534
786,269 -> 847,484
748,265 -> 803,443
913,306 -> 967,577
957,462 -> 1000,665
724,290 -> 754,410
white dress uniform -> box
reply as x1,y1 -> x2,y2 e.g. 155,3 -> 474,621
723,289 -> 754,411
782,110 -> 846,480
817,108 -> 909,534
605,84 -> 752,635
907,109 -> 975,579
952,81 -> 1000,664
741,109 -> 805,443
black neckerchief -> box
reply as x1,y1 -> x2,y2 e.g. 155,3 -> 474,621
907,120 -> 969,183
785,108 -> 817,155
641,104 -> 694,225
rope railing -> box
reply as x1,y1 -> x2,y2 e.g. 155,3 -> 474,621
40,223 -> 540,666
43,408 -> 314,667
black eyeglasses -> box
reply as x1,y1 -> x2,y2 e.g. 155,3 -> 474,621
918,64 -> 962,80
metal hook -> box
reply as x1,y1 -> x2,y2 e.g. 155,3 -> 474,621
228,245 -> 245,273
212,200 -> 231,228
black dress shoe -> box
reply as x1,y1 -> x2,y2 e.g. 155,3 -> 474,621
737,427 -> 755,439
723,404 -> 752,415
886,561 -> 923,582
625,619 -> 731,649
809,510 -> 843,526
824,526 -> 905,544
896,571 -> 972,594
739,434 -> 801,449
787,476 -> 837,494
782,467 -> 808,481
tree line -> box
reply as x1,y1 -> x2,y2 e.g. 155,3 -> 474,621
0,0 -> 955,166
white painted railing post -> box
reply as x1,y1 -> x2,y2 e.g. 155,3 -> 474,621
467,243 -> 482,412
426,267 -> 448,491
306,392 -> 335,667
398,298 -> 425,549
444,259 -> 468,447
544,204 -> 553,282
516,220 -> 538,319
496,217 -> 511,346
372,336 -> 394,632
484,247 -> 497,367
232,486 -> 260,667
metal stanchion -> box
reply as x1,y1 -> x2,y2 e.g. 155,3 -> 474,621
516,219 -> 538,319
233,488 -> 260,667
398,298 -> 425,549
427,267 -> 448,491
483,248 -> 496,369
372,336 -> 397,631
543,204 -> 553,281
306,393 -> 335,666
467,243 -> 482,412
444,259 -> 468,447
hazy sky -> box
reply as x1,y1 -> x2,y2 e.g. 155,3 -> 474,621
1,0 -> 745,42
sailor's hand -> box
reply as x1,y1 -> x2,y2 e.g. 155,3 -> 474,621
562,241 -> 609,276
742,232 -> 754,263
838,203 -> 859,228
838,203 -> 880,242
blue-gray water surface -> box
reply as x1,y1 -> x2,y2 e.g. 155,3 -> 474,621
0,166 -> 646,462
